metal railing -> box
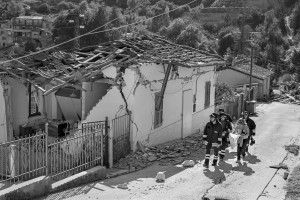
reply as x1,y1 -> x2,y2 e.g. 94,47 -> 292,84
0,120 -> 106,183
48,125 -> 104,182
0,132 -> 46,182
112,113 -> 131,163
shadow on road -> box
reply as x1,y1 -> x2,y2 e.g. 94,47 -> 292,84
232,162 -> 255,176
37,149 -> 207,200
203,166 -> 226,184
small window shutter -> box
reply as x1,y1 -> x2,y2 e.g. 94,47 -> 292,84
205,81 -> 211,107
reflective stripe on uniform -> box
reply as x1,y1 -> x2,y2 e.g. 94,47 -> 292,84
203,135 -> 207,138
214,156 -> 218,160
218,138 -> 222,142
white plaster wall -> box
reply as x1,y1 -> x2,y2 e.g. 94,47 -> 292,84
82,67 -> 136,124
217,69 -> 263,87
132,63 -> 196,147
191,66 -> 216,135
82,63 -> 217,149
82,82 -> 110,119
6,78 -> 44,136
56,96 -> 81,121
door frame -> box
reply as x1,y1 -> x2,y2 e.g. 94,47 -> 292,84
181,89 -> 192,139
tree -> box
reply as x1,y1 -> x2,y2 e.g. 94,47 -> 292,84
176,24 -> 200,48
6,1 -> 23,19
159,18 -> 186,41
37,3 -> 51,14
202,0 -> 215,7
151,6 -> 170,32
127,0 -> 138,11
79,0 -> 89,12
218,33 -> 235,56
25,40 -> 36,52
290,3 -> 300,34
215,82 -> 235,106
106,6 -> 124,41
284,0 -> 298,8
52,3 -> 109,50
57,1 -> 69,11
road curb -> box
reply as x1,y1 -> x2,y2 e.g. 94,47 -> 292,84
51,166 -> 107,193
0,176 -> 51,200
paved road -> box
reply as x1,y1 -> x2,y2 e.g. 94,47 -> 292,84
38,102 -> 300,200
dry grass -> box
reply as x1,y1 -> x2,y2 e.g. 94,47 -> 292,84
285,165 -> 300,200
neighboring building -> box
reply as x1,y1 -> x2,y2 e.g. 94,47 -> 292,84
0,20 -> 13,47
211,0 -> 280,10
0,35 -> 224,152
217,59 -> 273,99
186,7 -> 247,25
11,16 -> 52,48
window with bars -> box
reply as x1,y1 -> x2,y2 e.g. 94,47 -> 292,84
154,92 -> 163,129
204,81 -> 211,108
29,84 -> 40,117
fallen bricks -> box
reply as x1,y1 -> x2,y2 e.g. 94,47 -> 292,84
113,133 -> 205,170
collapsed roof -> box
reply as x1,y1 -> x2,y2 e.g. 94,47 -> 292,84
0,34 -> 224,95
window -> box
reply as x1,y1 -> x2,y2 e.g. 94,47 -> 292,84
154,92 -> 163,128
28,84 -> 40,117
193,94 -> 196,112
204,81 -> 211,108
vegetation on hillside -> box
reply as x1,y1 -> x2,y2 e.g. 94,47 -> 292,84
3,0 -> 300,80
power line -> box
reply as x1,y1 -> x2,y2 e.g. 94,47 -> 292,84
0,0 -> 197,66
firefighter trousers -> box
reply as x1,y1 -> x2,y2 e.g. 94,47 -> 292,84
219,138 -> 229,159
237,139 -> 247,160
205,143 -> 219,162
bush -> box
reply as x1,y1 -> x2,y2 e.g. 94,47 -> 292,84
215,82 -> 236,106
36,3 -> 50,14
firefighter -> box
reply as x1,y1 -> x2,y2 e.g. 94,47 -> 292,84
203,113 -> 223,167
241,111 -> 256,154
218,108 -> 233,123
218,113 -> 233,161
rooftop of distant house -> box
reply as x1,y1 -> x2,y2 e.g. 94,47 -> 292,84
16,16 -> 43,20
0,34 -> 224,94
226,59 -> 273,79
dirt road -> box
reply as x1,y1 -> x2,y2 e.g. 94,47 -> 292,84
38,102 -> 300,200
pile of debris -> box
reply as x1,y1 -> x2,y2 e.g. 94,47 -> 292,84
285,144 -> 300,156
273,82 -> 300,104
113,133 -> 205,170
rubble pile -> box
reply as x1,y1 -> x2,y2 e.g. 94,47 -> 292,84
285,144 -> 300,156
273,82 -> 300,105
113,133 -> 205,170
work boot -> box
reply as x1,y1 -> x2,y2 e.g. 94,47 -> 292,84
203,159 -> 209,168
212,159 -> 217,166
242,153 -> 246,159
236,158 -> 241,163
219,154 -> 224,161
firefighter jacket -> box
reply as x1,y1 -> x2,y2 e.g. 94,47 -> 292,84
243,117 -> 256,136
203,121 -> 222,146
220,120 -> 232,139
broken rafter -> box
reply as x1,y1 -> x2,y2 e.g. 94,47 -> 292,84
0,64 -> 46,92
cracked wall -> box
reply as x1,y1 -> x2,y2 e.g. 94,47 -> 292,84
82,62 -> 216,150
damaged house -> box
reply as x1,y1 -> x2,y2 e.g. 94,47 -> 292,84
0,35 -> 224,151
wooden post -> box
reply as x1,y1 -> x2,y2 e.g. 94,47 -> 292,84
249,45 -> 253,101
